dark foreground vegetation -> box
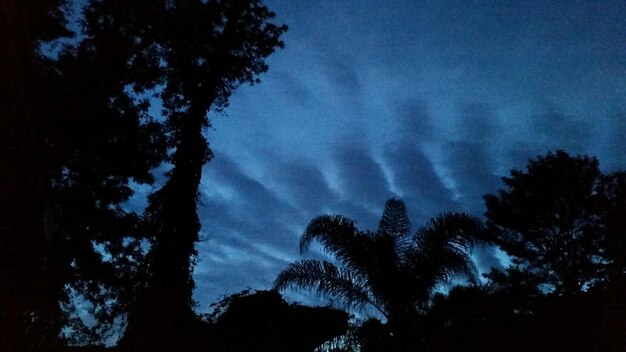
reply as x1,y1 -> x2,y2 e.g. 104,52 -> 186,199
1,0 -> 625,351
276,151 -> 626,351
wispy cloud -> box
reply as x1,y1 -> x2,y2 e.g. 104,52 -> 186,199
194,0 -> 626,309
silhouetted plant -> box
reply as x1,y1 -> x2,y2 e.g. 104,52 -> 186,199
203,289 -> 348,352
598,171 -> 626,288
473,150 -> 626,351
275,198 -> 482,349
483,150 -> 607,295
1,0 -> 168,348
1,0 -> 286,349
111,1 -> 287,350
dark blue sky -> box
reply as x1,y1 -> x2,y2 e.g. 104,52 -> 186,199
173,0 -> 626,311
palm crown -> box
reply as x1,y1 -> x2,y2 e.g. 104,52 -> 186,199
274,198 -> 482,324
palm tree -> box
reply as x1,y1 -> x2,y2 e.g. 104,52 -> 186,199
274,198 -> 482,328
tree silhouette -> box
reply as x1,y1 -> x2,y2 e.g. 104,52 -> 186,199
110,1 -> 287,349
0,2 -> 70,348
483,150 -> 605,295
1,0 -> 168,349
204,290 -> 348,352
598,171 -> 626,289
476,151 -> 626,351
1,0 -> 286,348
275,198 -> 482,349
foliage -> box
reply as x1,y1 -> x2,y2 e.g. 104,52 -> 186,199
275,198 -> 482,334
1,0 -> 167,348
598,171 -> 626,287
483,150 -> 612,294
0,0 -> 286,349
203,289 -> 349,352
101,1 -> 288,349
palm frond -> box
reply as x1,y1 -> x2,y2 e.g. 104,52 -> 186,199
364,233 -> 404,302
300,215 -> 359,254
434,249 -> 479,284
377,198 -> 411,239
412,212 -> 482,255
273,259 -> 385,315
277,201 -> 484,322
405,212 -> 482,289
300,215 -> 375,276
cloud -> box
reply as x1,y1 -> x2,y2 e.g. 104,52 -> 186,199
193,242 -> 287,311
270,70 -> 314,107
604,110 -> 626,171
263,157 -> 338,216
530,104 -> 591,153
195,153 -> 306,305
383,142 -> 458,222
333,144 -> 395,210
494,103 -> 594,175
456,103 -> 497,142
318,47 -> 362,96
194,150 -> 393,307
472,243 -> 504,274
330,199 -> 381,232
190,0 -> 626,310
441,141 -> 501,216
394,99 -> 435,141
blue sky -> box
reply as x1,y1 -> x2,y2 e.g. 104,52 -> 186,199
185,0 -> 626,311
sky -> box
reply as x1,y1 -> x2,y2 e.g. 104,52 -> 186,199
172,0 -> 626,312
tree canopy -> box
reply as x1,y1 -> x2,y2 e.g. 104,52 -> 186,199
114,1 -> 287,349
1,0 -> 167,348
1,0 -> 286,350
483,150 -> 618,295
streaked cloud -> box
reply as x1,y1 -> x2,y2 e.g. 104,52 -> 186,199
192,0 -> 626,309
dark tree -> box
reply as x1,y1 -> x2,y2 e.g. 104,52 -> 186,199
1,0 -> 285,348
598,171 -> 626,289
107,1 -> 287,349
1,0 -> 166,348
0,2 -> 70,349
275,198 -> 482,351
425,151 -> 626,352
205,290 -> 348,352
47,3 -> 178,342
483,151 -> 605,295
2,0 -> 169,348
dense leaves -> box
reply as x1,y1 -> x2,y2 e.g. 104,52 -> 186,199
108,1 -> 287,350
483,151 -> 613,294
1,0 -> 167,349
1,0 -> 286,350
205,290 -> 348,352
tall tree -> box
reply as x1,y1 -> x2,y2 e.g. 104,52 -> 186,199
106,1 -> 287,349
483,150 -> 605,295
1,0 -> 285,348
275,198 -> 481,349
